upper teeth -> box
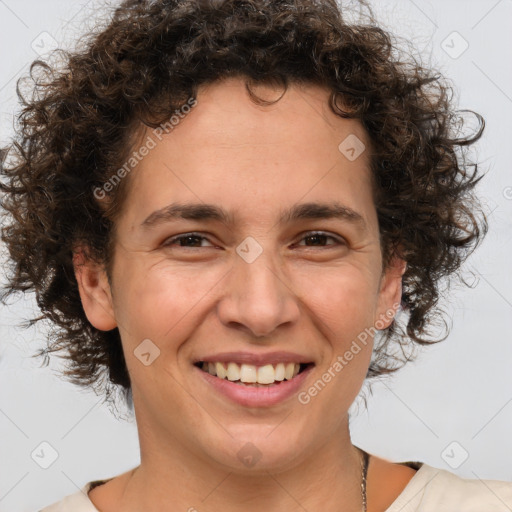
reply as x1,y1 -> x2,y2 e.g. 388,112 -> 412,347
201,362 -> 301,384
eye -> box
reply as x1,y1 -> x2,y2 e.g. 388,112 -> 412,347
162,232 -> 215,248
161,231 -> 344,249
294,231 -> 345,247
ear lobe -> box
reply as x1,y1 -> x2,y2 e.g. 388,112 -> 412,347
73,246 -> 117,331
375,255 -> 407,330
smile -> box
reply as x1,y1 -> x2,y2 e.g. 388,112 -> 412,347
195,361 -> 312,386
192,350 -> 316,407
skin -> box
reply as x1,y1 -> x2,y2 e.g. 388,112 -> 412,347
75,77 -> 416,512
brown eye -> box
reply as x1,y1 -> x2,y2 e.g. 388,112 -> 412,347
162,233 -> 214,248
296,231 -> 345,247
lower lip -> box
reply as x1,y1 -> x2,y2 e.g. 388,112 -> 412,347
195,365 -> 314,407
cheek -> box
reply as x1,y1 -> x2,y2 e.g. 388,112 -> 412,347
111,258 -> 223,349
295,263 -> 381,341
293,267 -> 379,432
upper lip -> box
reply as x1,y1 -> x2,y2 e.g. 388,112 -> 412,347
193,351 -> 315,366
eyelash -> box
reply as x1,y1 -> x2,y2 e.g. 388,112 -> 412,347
162,231 -> 345,249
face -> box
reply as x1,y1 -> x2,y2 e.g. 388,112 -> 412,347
76,77 -> 404,473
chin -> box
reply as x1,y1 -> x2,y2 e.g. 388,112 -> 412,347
203,425 -> 312,474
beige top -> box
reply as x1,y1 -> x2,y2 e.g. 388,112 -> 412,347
39,462 -> 512,511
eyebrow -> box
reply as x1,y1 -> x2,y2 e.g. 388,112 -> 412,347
140,201 -> 367,231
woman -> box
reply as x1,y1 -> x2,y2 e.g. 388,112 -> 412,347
1,0 -> 511,510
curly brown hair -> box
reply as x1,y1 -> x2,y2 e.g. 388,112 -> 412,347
1,0 -> 486,408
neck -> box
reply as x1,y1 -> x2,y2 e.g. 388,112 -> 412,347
118,411 -> 365,512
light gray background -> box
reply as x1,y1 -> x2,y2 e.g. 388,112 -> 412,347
0,1 -> 511,511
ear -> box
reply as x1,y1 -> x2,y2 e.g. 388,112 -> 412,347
73,246 -> 117,331
374,253 -> 407,330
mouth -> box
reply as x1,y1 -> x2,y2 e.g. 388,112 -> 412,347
194,361 -> 314,387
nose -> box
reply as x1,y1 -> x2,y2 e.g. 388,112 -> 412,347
216,248 -> 300,338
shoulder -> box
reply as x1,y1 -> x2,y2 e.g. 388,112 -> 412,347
38,480 -> 105,512
39,467 -> 134,511
386,462 -> 512,512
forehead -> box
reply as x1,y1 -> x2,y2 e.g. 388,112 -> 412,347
187,77 -> 369,155
118,77 -> 376,231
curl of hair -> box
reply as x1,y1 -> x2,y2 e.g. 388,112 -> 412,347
1,0 -> 487,407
